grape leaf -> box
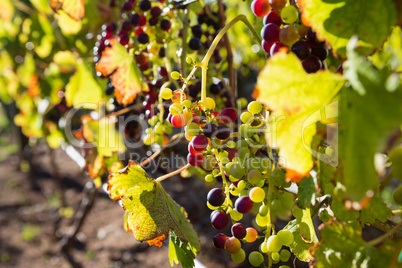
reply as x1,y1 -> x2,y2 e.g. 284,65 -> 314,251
297,177 -> 317,209
299,0 -> 396,58
360,193 -> 391,224
254,52 -> 344,181
340,43 -> 402,201
96,39 -> 148,106
370,26 -> 402,72
312,221 -> 396,267
65,61 -> 104,109
169,231 -> 196,268
108,161 -> 200,255
50,0 -> 85,21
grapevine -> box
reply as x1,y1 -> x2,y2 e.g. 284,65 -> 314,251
1,0 -> 402,267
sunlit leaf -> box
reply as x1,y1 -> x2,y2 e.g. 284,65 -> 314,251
65,61 -> 104,109
297,177 -> 316,209
255,52 -> 344,181
57,11 -> 82,35
16,53 -> 35,87
299,0 -> 396,58
108,161 -> 200,255
50,0 -> 85,21
53,51 -> 77,73
169,232 -> 196,268
370,26 -> 402,72
96,38 -> 148,106
0,0 -> 14,23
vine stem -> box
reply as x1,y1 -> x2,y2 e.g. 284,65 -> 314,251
367,221 -> 402,246
197,14 -> 262,105
180,9 -> 190,78
156,163 -> 191,182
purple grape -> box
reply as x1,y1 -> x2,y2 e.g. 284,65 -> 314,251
148,17 -> 159,26
158,47 -> 165,57
311,43 -> 329,61
189,38 -> 202,50
262,40 -> 274,54
291,40 -> 311,60
270,42 -> 287,55
263,9 -> 282,26
160,19 -> 171,31
220,108 -> 237,123
137,33 -> 149,44
203,123 -> 218,138
139,0 -> 151,11
235,196 -> 254,214
192,135 -> 209,151
211,211 -> 229,230
130,13 -> 140,26
191,25 -> 203,38
209,84 -> 221,94
261,23 -> 280,43
302,55 -> 322,73
118,34 -> 130,46
207,188 -> 226,206
231,223 -> 247,239
150,6 -> 162,17
213,233 -> 228,249
215,125 -> 230,140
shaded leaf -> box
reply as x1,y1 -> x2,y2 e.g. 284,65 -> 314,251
360,194 -> 392,224
50,0 -> 85,21
312,221 -> 396,267
108,161 -> 200,255
255,52 -> 344,181
299,0 -> 396,58
297,177 -> 316,209
169,231 -> 196,268
340,46 -> 402,201
96,38 -> 148,106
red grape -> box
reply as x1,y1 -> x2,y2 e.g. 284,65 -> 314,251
235,196 -> 254,214
302,55 -> 322,73
270,42 -> 288,55
211,211 -> 229,230
187,153 -> 203,166
291,40 -> 311,60
262,40 -> 274,53
261,23 -> 280,43
191,134 -> 209,151
213,233 -> 228,249
263,9 -> 282,26
251,0 -> 271,17
207,188 -> 226,206
231,223 -> 247,239
220,108 -> 237,123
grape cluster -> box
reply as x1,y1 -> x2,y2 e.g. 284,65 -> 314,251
252,0 -> 329,73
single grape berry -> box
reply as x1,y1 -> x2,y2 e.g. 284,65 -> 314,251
266,235 -> 282,252
251,0 -> 271,17
281,5 -> 299,24
137,33 -> 149,44
203,123 -> 218,138
215,125 -> 230,140
249,187 -> 265,203
270,42 -> 288,55
263,9 -> 282,26
121,20 -> 132,32
249,251 -> 264,267
139,0 -> 151,11
130,13 -> 140,26
231,223 -> 247,239
158,47 -> 166,57
148,17 -> 159,26
261,23 -> 280,43
311,43 -> 329,61
269,0 -> 286,11
235,196 -> 254,214
220,108 -> 237,123
231,248 -> 246,263
209,83 -> 221,94
118,34 -> 130,46
279,25 -> 299,46
262,40 -> 274,54
211,211 -> 229,230
291,40 -> 311,60
192,134 -> 209,151
160,19 -> 171,31
277,230 -> 294,246
189,37 -> 202,50
213,233 -> 228,249
224,237 -> 241,254
187,153 -> 203,166
302,55 -> 322,73
191,25 -> 203,38
150,6 -> 162,17
244,227 -> 258,242
207,188 -> 226,206
248,101 -> 263,114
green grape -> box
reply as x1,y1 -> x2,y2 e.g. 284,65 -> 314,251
182,99 -> 192,108
207,201 -> 218,210
237,139 -> 249,148
145,128 -> 153,134
164,124 -> 172,134
247,169 -> 262,185
230,209 -> 243,221
237,97 -> 248,109
256,180 -> 265,188
155,134 -> 164,145
224,237 -> 241,254
218,151 -> 229,164
248,101 -> 263,114
259,204 -> 268,216
227,140 -> 236,148
160,87 -> 172,100
212,168 -> 220,176
225,162 -> 234,173
279,266 -> 290,268
239,188 -> 248,197
169,103 -> 182,115
277,230 -> 294,246
205,97 -> 216,110
249,251 -> 264,267
241,112 -> 254,124
279,25 -> 299,46
393,186 -> 402,205
249,187 -> 265,203
256,213 -> 269,227
143,134 -> 152,145
279,249 -> 291,262
239,124 -> 251,138
148,115 -> 159,126
171,71 -> 180,80
271,252 -> 280,262
186,56 -> 195,65
154,123 -> 164,134
231,248 -> 246,263
281,5 -> 298,24
260,241 -> 269,253
205,174 -> 214,182
237,180 -> 247,191
202,155 -> 217,171
230,163 -> 245,179
239,147 -> 251,160
266,235 -> 282,253
185,122 -> 200,136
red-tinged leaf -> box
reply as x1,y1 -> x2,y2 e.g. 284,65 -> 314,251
96,38 -> 148,106
50,0 -> 85,21
108,161 -> 200,255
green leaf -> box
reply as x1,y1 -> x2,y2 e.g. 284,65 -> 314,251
283,206 -> 318,262
255,52 -> 344,181
313,221 -> 396,267
340,46 -> 402,201
360,194 -> 392,224
16,53 -> 35,87
53,51 -> 77,73
107,161 -> 200,255
299,0 -> 396,58
65,61 -> 104,109
370,26 -> 402,72
169,231 -> 196,268
297,177 -> 317,209
57,11 -> 82,35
